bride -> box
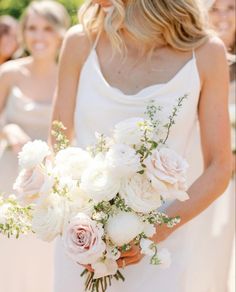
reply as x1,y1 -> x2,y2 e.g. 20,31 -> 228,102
51,0 -> 232,291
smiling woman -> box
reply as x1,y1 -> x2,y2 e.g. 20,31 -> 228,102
0,1 -> 70,292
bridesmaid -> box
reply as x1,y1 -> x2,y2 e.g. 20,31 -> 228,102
0,15 -> 19,65
0,1 -> 70,292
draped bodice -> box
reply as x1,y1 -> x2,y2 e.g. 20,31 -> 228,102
4,87 -> 52,140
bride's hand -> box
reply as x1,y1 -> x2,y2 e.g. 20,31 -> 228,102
81,244 -> 144,272
152,224 -> 175,244
2,123 -> 31,153
117,244 -> 144,269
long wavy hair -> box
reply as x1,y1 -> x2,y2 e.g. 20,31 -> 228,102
79,0 -> 212,53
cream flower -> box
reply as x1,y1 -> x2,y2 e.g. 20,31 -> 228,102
32,193 -> 69,242
105,211 -> 144,246
55,147 -> 92,180
80,155 -> 120,203
18,140 -> 50,169
120,173 -> 163,213
13,166 -> 45,205
106,144 -> 141,178
92,258 -> 118,279
0,203 -> 11,225
114,117 -> 145,145
63,213 -> 106,265
145,148 -> 189,201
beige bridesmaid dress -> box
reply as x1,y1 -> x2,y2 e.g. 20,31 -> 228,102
0,87 -> 54,292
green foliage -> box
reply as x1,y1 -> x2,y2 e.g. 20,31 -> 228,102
0,0 -> 84,25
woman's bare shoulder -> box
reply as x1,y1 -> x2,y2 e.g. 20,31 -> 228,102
196,36 -> 228,79
0,57 -> 31,84
61,24 -> 93,66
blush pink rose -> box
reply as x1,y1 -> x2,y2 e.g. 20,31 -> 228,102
13,166 -> 45,204
63,213 -> 106,265
145,148 -> 189,201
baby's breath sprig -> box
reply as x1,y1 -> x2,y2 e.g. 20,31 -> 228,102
51,120 -> 70,153
162,94 -> 188,145
141,210 -> 180,228
0,195 -> 32,238
88,133 -> 110,157
113,195 -> 132,212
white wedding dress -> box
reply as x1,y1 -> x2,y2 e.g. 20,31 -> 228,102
54,44 -> 231,292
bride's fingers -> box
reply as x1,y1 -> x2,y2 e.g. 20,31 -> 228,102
81,264 -> 94,272
120,245 -> 140,257
117,254 -> 144,268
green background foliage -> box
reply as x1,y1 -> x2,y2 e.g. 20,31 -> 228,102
0,0 -> 84,25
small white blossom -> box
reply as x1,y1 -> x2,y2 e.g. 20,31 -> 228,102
106,144 -> 141,178
105,211 -> 144,246
18,140 -> 50,169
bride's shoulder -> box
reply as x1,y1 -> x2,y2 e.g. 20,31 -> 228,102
195,36 -> 228,77
61,24 -> 93,65
195,36 -> 228,81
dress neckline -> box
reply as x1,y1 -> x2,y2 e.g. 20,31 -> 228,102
90,48 -> 197,98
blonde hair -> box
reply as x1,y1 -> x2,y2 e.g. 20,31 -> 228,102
21,0 -> 70,38
79,0 -> 212,53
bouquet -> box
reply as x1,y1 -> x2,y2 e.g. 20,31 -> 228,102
11,98 -> 189,292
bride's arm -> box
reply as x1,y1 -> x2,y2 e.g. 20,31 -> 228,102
154,37 -> 232,243
49,25 -> 91,146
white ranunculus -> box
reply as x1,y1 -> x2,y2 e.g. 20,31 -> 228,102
80,155 -> 120,203
18,140 -> 50,169
106,246 -> 121,261
106,144 -> 141,178
105,211 -> 144,246
0,203 -> 11,225
92,258 -> 118,279
68,186 -> 93,217
120,173 -> 163,213
63,213 -> 106,265
158,248 -> 171,269
32,193 -> 69,242
55,147 -> 92,180
140,238 -> 156,257
145,148 -> 189,201
143,223 -> 156,237
13,166 -> 45,205
114,117 -> 145,145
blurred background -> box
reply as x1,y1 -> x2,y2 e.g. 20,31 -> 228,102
0,0 -> 83,24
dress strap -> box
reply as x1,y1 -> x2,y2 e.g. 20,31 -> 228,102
92,30 -> 102,50
192,49 -> 196,60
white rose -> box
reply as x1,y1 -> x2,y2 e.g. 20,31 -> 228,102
13,166 -> 45,205
0,203 -> 11,225
55,147 -> 92,180
143,223 -> 156,237
105,211 -> 144,246
32,193 -> 69,242
68,186 -> 93,217
114,117 -> 145,146
80,155 -> 120,203
140,238 -> 156,257
120,173 -> 163,213
158,248 -> 171,269
106,144 -> 141,178
145,148 -> 189,201
92,258 -> 118,279
63,213 -> 106,265
18,140 -> 50,169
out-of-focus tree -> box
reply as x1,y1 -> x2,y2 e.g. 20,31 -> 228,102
0,0 -> 84,25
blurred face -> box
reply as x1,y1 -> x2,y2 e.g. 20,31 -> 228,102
209,0 -> 236,47
0,23 -> 19,62
92,0 -> 112,8
24,12 -> 61,59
